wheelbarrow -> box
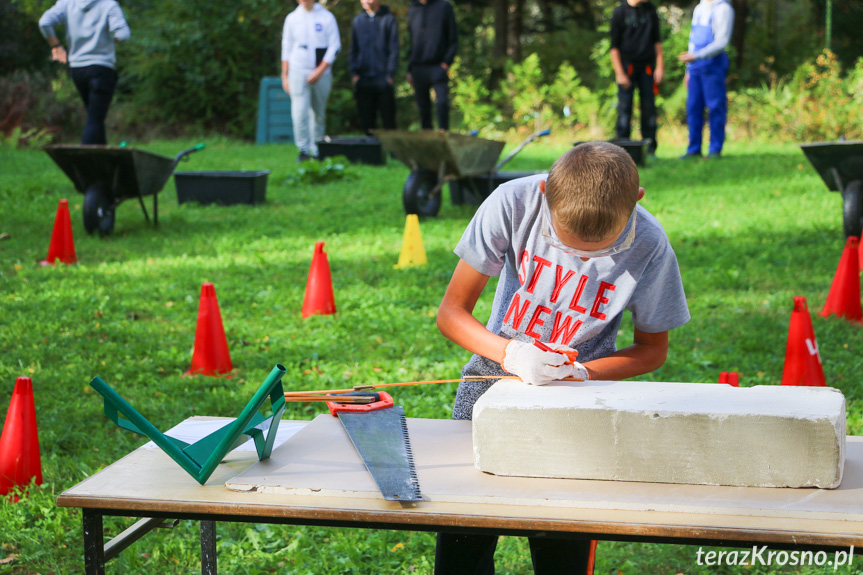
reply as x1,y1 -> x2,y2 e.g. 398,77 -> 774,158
374,129 -> 550,217
799,140 -> 863,238
43,143 -> 204,236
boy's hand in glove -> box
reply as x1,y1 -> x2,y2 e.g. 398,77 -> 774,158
546,343 -> 590,382
501,339 -> 575,385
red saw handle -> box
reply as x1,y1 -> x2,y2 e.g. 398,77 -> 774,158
327,391 -> 394,416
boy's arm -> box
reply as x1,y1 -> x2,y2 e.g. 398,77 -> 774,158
610,48 -> 630,89
437,260 -> 509,365
438,260 -> 577,384
582,328 -> 668,381
108,3 -> 130,42
653,42 -> 664,84
386,16 -> 399,83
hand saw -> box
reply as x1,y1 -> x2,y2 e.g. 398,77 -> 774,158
326,391 -> 422,502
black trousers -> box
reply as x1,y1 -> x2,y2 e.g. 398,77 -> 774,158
434,532 -> 592,575
411,64 -> 450,130
355,81 -> 396,134
70,65 -> 117,145
615,61 -> 657,152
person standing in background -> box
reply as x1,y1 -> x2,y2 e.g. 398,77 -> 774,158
282,0 -> 341,162
678,0 -> 734,159
407,0 -> 457,131
39,0 -> 130,145
350,0 -> 399,135
610,0 -> 664,155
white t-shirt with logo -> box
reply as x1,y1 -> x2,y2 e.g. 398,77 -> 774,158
281,3 -> 340,75
451,174 -> 690,419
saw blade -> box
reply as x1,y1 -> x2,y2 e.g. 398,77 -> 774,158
336,406 -> 422,502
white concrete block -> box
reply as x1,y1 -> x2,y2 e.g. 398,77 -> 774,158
472,380 -> 846,488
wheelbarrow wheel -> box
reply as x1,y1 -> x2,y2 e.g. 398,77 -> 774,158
83,184 -> 115,237
403,169 -> 441,217
842,180 -> 862,238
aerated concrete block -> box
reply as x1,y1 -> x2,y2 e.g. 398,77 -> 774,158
472,380 -> 846,488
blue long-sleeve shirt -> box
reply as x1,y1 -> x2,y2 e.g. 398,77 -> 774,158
688,0 -> 734,61
39,0 -> 129,69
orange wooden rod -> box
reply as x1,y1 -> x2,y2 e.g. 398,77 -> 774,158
283,374 -> 582,398
283,395 -> 374,404
283,376 -> 507,397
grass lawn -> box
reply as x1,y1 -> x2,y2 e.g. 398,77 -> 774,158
1,136 -> 861,574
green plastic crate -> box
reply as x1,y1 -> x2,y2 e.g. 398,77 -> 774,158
256,77 -> 293,145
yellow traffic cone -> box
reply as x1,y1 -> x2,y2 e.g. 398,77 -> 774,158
394,215 -> 428,268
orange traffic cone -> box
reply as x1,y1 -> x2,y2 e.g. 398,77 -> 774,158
302,241 -> 336,318
782,296 -> 826,387
41,199 -> 77,266
719,372 -> 739,387
186,283 -> 233,376
820,236 -> 861,322
0,377 -> 42,501
858,234 -> 862,273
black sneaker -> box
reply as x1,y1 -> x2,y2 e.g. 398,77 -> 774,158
706,152 -> 722,159
297,151 -> 311,162
678,153 -> 702,160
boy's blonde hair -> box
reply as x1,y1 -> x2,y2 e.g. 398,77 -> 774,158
545,142 -> 639,242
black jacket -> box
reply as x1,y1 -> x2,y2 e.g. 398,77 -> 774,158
407,0 -> 458,72
610,0 -> 661,64
349,6 -> 399,83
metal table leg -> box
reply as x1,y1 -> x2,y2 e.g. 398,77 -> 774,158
83,509 -> 105,575
201,520 -> 217,575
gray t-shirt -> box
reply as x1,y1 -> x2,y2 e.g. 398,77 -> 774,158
451,174 -> 690,419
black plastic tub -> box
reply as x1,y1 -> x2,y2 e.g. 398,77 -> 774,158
174,171 -> 269,206
316,137 -> 385,165
573,140 -> 651,166
450,171 -> 543,206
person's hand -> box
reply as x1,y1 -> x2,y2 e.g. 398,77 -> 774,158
51,45 -> 67,64
500,340 -> 574,386
387,76 -> 393,86
546,343 -> 590,381
440,62 -> 449,72
654,64 -> 664,85
615,71 -> 632,89
307,68 -> 323,84
678,51 -> 695,64
352,74 -> 360,85
684,71 -> 689,89
281,73 -> 290,95
406,72 -> 413,87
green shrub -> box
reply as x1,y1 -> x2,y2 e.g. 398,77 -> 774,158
0,70 -> 81,145
122,0 -> 284,139
732,50 -> 863,142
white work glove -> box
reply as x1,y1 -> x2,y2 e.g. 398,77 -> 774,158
547,342 -> 590,382
501,339 -> 574,386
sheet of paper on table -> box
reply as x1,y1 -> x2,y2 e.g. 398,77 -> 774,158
141,417 -> 308,453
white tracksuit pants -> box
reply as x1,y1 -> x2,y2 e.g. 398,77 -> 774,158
289,70 -> 332,157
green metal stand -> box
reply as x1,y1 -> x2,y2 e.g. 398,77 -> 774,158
89,364 -> 287,484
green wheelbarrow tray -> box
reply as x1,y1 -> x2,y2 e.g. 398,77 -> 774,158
43,143 -> 203,236
799,140 -> 863,237
374,130 -> 505,179
374,129 -> 548,217
89,364 -> 287,485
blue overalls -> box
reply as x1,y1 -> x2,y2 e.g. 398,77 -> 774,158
686,8 -> 729,156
